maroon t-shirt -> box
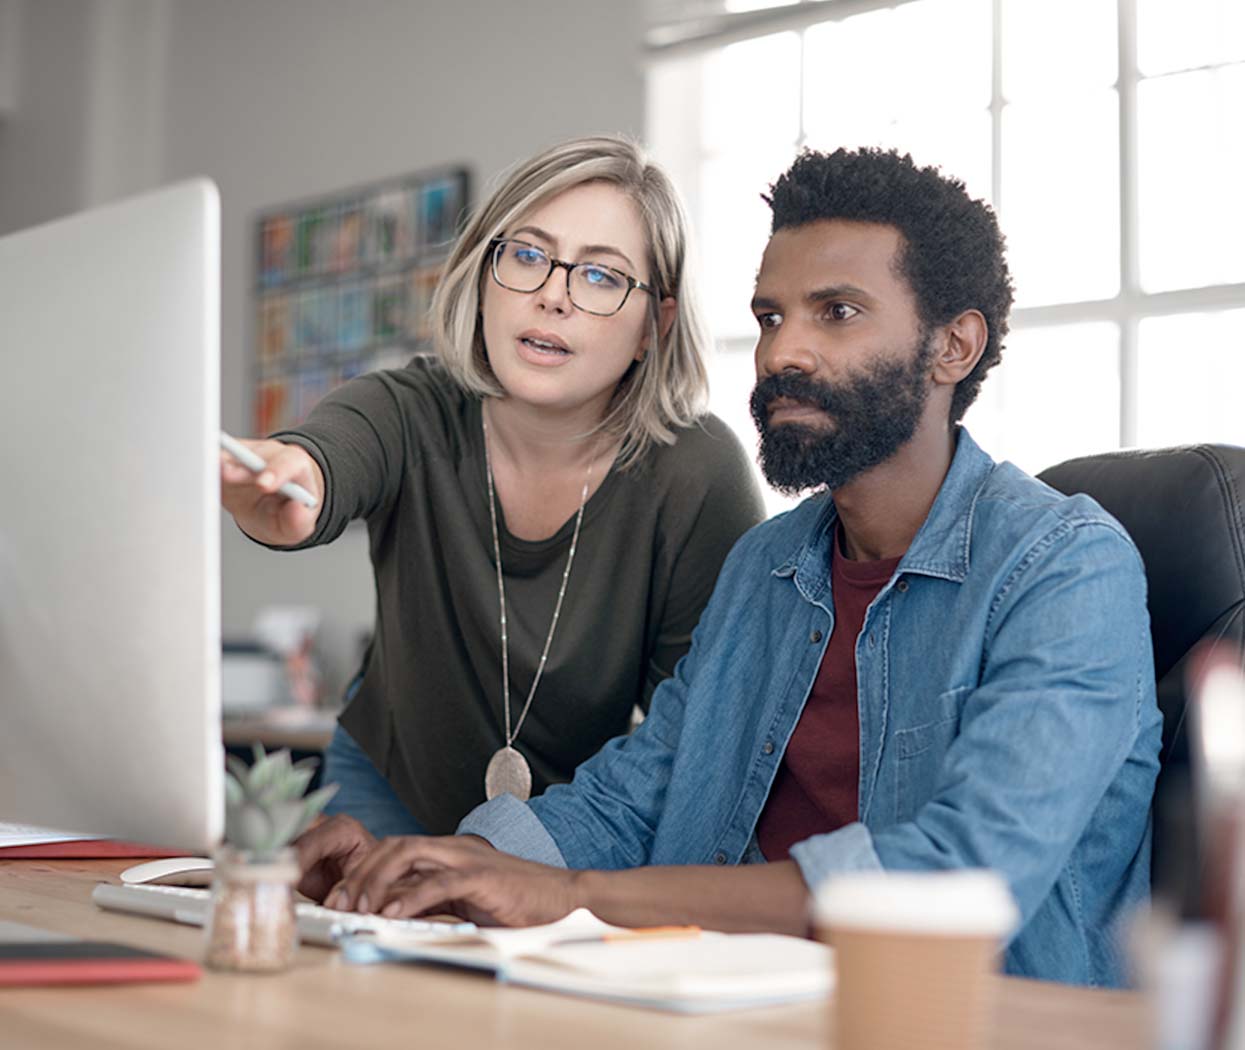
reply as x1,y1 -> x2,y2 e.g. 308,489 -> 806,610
756,529 -> 901,862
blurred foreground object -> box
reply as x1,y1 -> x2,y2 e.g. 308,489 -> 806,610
1190,645 -> 1245,1050
205,746 -> 337,973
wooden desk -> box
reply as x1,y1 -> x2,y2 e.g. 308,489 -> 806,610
0,861 -> 1150,1050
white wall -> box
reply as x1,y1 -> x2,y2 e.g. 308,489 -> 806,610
0,0 -> 21,115
1,0 -> 645,699
0,0 -> 95,234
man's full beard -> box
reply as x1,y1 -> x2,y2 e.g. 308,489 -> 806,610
750,336 -> 935,496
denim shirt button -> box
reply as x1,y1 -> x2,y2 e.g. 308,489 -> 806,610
762,740 -> 775,755
896,578 -> 909,593
810,629 -> 823,643
868,633 -> 877,649
713,852 -> 727,865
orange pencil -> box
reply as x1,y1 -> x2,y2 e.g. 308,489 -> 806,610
603,925 -> 701,941
556,925 -> 702,946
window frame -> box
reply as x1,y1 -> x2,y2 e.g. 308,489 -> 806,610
646,0 -> 1245,450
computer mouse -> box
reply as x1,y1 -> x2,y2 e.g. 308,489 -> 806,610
119,856 -> 216,887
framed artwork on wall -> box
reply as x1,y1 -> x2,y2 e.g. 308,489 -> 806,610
252,166 -> 470,435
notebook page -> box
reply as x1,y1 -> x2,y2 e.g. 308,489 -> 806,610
0,823 -> 101,848
529,933 -> 833,996
360,908 -> 618,959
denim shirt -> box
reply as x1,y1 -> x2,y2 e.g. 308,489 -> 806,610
459,429 -> 1163,987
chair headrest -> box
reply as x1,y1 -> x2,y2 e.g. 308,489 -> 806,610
1038,445 -> 1245,680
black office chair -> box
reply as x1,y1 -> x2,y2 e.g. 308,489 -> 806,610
1038,444 -> 1245,911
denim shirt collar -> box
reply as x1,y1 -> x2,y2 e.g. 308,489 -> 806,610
773,427 -> 995,598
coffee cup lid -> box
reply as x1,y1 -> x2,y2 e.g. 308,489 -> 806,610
814,869 -> 1019,938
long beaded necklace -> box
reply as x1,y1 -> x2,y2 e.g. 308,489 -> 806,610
481,409 -> 593,801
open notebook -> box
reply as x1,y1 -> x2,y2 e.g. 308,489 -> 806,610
340,909 -> 834,1013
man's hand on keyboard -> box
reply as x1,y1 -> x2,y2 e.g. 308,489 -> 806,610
323,835 -> 579,928
294,814 -> 378,904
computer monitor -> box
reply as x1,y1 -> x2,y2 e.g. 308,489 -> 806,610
0,179 -> 224,851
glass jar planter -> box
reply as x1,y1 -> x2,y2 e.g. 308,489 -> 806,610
204,846 -> 299,972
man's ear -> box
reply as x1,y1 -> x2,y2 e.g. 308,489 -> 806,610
931,309 -> 988,386
640,296 -> 678,361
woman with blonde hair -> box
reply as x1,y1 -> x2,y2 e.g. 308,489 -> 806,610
221,135 -> 764,841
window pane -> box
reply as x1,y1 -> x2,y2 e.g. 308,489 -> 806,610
1002,0 -> 1117,101
1136,310 -> 1245,447
804,1 -> 991,202
647,53 -> 698,151
1138,0 -> 1245,76
804,1 -> 990,128
1138,66 -> 1245,292
700,146 -> 795,338
962,323 -> 1120,475
804,8 -> 898,136
889,0 -> 992,111
1001,92 -> 1120,306
702,32 -> 801,152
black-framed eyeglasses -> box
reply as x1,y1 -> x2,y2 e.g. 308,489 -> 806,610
488,238 -> 656,317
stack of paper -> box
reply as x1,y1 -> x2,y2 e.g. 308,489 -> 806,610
0,822 -> 183,859
0,823 -> 99,848
340,909 -> 834,1013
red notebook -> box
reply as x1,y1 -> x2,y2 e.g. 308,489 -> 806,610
0,840 -> 191,860
0,939 -> 201,986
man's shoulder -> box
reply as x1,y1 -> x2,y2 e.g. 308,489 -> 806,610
971,458 -> 1143,573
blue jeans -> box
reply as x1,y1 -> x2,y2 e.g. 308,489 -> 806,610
321,725 -> 425,838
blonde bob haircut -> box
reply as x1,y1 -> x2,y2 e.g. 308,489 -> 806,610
430,135 -> 710,470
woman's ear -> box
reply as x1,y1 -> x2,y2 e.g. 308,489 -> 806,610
639,296 -> 678,361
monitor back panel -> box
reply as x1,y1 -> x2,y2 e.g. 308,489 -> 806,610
0,180 -> 223,851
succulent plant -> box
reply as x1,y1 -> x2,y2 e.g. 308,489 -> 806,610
224,745 -> 338,858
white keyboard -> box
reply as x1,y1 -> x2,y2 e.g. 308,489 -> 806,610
92,882 -> 477,947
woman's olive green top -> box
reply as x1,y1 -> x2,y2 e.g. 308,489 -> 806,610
274,356 -> 765,833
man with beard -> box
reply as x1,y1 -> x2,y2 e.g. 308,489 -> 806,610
296,149 -> 1162,988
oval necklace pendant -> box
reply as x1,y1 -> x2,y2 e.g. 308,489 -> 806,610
484,746 -> 532,802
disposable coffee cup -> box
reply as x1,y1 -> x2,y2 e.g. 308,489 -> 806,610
814,869 -> 1019,1050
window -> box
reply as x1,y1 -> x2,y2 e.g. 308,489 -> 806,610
647,0 -> 1245,510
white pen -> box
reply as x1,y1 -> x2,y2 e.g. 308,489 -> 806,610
219,431 -> 319,510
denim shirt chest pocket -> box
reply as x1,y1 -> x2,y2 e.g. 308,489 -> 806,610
893,685 -> 972,823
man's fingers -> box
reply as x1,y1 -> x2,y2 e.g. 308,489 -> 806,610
294,817 -> 377,903
371,834 -> 490,869
298,866 -> 339,904
295,815 -> 373,871
332,839 -> 428,912
380,871 -> 480,920
330,835 -> 475,912
314,834 -> 495,913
